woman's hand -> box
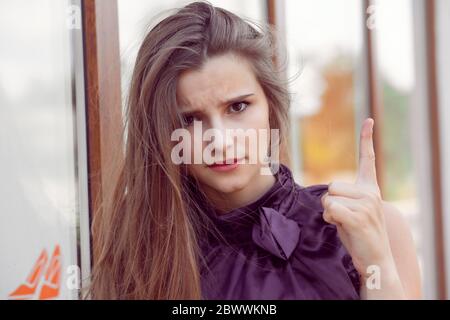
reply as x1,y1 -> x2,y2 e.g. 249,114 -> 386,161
321,118 -> 406,299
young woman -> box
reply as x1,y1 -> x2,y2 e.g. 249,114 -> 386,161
88,1 -> 422,299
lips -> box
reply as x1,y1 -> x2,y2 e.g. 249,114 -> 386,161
208,158 -> 239,167
207,158 -> 243,172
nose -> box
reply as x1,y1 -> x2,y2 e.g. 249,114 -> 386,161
206,117 -> 234,161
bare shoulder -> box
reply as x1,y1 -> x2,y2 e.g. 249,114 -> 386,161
382,201 -> 423,299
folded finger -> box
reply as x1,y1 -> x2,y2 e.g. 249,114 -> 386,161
323,200 -> 358,230
323,195 -> 365,213
328,181 -> 366,199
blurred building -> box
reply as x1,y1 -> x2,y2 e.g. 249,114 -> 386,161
0,0 -> 449,299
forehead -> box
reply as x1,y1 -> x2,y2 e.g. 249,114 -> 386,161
176,53 -> 260,109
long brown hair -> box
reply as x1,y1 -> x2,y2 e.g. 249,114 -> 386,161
87,1 -> 291,299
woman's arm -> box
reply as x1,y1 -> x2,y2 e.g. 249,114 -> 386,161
382,201 -> 422,299
321,118 -> 422,300
357,201 -> 422,300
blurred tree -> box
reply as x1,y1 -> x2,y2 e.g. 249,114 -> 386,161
299,56 -> 357,185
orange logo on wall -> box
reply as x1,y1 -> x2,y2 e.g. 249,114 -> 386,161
8,245 -> 62,300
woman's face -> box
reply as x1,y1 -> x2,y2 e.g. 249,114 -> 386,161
176,52 -> 272,202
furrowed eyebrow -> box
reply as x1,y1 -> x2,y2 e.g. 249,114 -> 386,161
222,93 -> 254,105
179,93 -> 255,115
179,109 -> 203,116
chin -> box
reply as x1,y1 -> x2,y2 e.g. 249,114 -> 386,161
204,173 -> 249,194
196,167 -> 251,193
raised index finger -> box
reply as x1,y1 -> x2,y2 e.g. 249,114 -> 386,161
356,118 -> 378,186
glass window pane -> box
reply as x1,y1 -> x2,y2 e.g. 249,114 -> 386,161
373,0 -> 433,298
285,0 -> 365,185
0,0 -> 82,299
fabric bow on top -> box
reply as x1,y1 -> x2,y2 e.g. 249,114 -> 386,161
196,163 -> 305,261
251,206 -> 301,260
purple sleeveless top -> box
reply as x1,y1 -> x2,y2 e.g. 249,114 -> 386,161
196,163 -> 361,300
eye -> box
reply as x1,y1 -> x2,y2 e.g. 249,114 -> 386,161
182,114 -> 201,127
228,101 -> 250,114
